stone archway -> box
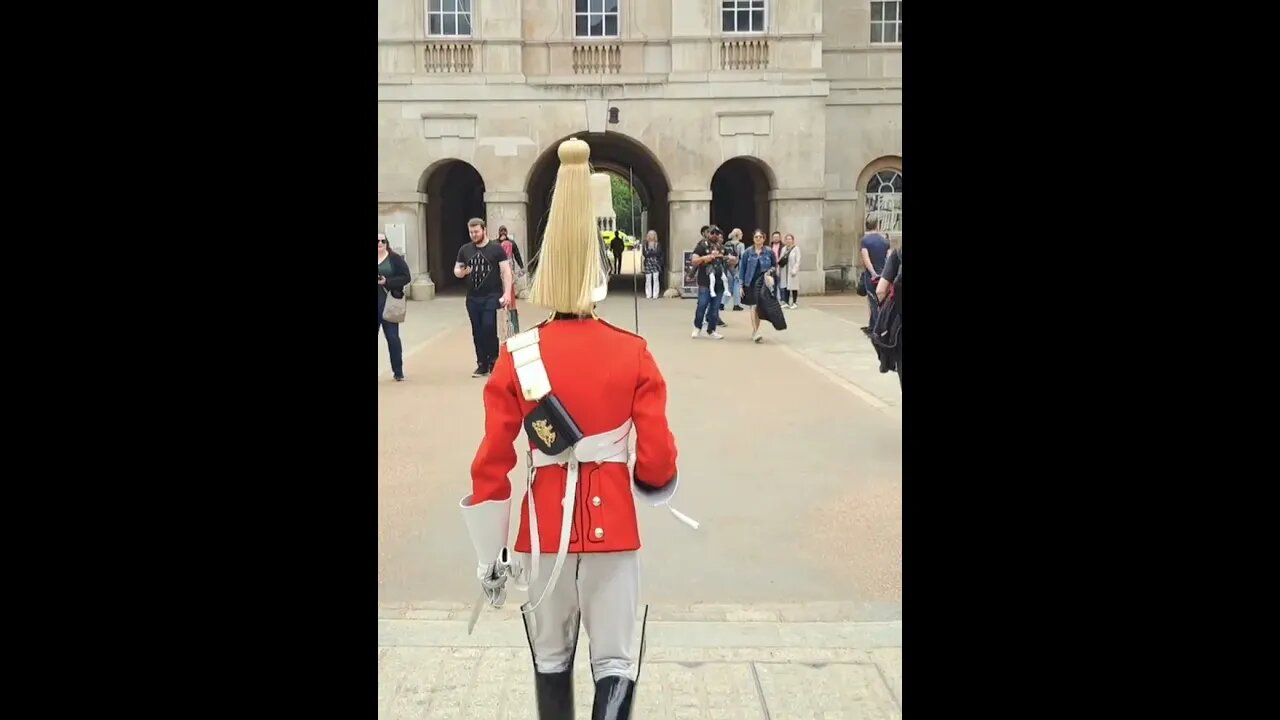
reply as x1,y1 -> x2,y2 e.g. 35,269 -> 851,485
525,132 -> 671,294
420,160 -> 487,294
710,156 -> 776,241
857,156 -> 902,242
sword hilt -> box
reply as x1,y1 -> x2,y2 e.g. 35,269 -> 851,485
479,547 -> 517,607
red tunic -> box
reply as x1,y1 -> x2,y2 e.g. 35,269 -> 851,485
469,318 -> 678,554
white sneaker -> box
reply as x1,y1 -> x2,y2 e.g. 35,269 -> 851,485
752,332 -> 763,343
709,331 -> 724,340
691,328 -> 702,338
788,303 -> 798,309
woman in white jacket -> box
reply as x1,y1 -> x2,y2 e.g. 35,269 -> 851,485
778,233 -> 801,308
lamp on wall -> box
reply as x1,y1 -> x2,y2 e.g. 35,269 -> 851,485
608,106 -> 620,124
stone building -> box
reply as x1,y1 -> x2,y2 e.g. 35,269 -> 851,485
378,0 -> 902,299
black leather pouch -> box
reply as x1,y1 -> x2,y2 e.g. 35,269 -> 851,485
524,393 -> 584,455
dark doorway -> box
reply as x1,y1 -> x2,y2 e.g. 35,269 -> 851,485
525,132 -> 670,295
421,161 -> 486,294
710,157 -> 773,241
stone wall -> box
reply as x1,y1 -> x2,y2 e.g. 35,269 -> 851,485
377,0 -> 901,298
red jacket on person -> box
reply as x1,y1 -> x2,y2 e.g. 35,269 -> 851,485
469,317 -> 679,554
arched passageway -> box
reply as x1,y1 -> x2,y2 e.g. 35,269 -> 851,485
525,132 -> 671,295
710,157 -> 774,240
420,160 -> 486,294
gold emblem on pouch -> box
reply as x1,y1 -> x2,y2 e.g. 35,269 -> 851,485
532,419 -> 557,447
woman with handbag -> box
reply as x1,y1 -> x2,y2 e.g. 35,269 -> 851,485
642,230 -> 663,299
769,231 -> 786,302
738,229 -> 778,343
777,233 -> 801,309
377,233 -> 411,381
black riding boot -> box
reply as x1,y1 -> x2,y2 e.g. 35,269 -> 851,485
534,670 -> 575,719
590,675 -> 636,720
523,612 -> 578,719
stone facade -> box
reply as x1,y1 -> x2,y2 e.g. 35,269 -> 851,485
378,0 -> 902,299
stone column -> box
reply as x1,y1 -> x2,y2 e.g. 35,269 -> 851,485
484,192 -> 528,257
481,192 -> 527,293
824,189 -> 860,290
669,0 -> 714,77
476,0 -> 524,81
484,192 -> 529,298
771,189 -> 826,295
378,192 -> 433,300
667,190 -> 712,296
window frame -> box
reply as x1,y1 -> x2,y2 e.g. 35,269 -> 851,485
864,169 -> 903,235
865,169 -> 903,196
720,0 -> 769,35
574,0 -> 622,40
870,0 -> 902,46
424,0 -> 475,39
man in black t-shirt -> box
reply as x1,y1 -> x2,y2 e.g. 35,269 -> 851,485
690,225 -> 726,339
454,217 -> 514,377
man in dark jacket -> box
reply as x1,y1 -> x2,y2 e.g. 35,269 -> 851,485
497,226 -> 524,270
872,247 -> 902,387
610,233 -> 624,276
860,218 -> 891,333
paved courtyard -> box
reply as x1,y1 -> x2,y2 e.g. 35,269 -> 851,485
380,602 -> 901,719
378,275 -> 901,718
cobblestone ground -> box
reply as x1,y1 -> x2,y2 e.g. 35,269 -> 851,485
379,602 -> 901,719
378,283 -> 902,718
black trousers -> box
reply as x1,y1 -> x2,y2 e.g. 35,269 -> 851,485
377,291 -> 403,377
466,294 -> 501,367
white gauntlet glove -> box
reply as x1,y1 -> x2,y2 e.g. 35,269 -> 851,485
460,495 -> 515,606
476,550 -> 515,609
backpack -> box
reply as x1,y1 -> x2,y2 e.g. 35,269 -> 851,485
870,249 -> 901,371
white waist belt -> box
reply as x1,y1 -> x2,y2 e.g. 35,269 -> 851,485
519,419 -> 632,614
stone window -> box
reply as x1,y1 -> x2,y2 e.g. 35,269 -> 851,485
871,1 -> 902,45
427,0 -> 472,37
865,170 -> 902,234
575,0 -> 620,38
722,0 -> 766,34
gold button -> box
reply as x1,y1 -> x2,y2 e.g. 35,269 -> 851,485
592,496 -> 602,507
593,528 -> 604,539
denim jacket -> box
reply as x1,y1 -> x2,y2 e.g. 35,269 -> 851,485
739,246 -> 777,287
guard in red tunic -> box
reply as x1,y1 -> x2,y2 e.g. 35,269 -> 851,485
460,138 -> 694,719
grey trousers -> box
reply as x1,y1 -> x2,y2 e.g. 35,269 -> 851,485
519,551 -> 640,680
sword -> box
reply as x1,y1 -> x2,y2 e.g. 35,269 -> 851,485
466,589 -> 486,635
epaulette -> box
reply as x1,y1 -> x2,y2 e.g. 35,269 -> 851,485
506,325 -> 551,401
596,318 -> 642,339
503,318 -> 549,352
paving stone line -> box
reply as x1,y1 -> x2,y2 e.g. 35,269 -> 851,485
379,619 -> 902,654
379,600 -> 900,623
